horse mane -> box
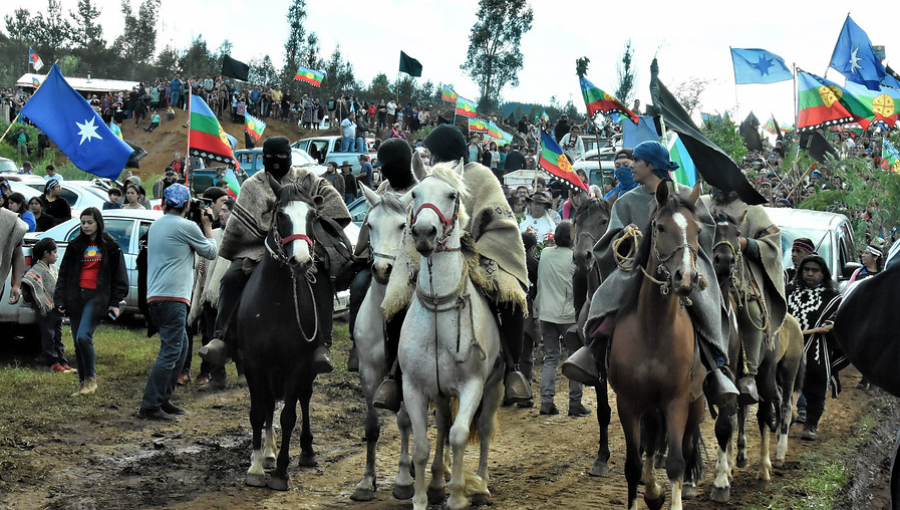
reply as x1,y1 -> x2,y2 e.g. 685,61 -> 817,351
379,192 -> 408,216
616,191 -> 698,319
574,198 -> 610,227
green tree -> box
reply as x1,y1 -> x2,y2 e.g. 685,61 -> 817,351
180,36 -> 216,78
249,54 -> 278,86
701,118 -> 747,164
282,0 -> 307,94
614,39 -> 637,105
70,0 -> 103,48
32,0 -> 74,64
575,57 -> 590,78
461,0 -> 533,107
114,0 -> 161,78
214,39 -> 233,72
320,45 -> 355,99
672,77 -> 708,116
2,9 -> 37,84
155,45 -> 180,76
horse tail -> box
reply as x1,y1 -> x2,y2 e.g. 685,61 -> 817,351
685,426 -> 704,483
450,398 -> 500,445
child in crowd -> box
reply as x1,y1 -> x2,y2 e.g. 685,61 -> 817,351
145,110 -> 161,132
22,239 -> 74,373
103,188 -> 123,210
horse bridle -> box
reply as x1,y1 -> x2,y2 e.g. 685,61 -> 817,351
365,202 -> 397,262
644,218 -> 703,302
266,209 -> 317,267
410,183 -> 461,253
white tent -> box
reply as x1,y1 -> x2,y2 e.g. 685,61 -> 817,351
16,73 -> 140,94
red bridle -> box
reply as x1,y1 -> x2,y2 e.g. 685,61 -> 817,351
412,202 -> 456,232
280,233 -> 314,248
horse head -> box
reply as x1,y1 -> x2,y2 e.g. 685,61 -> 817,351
649,181 -> 703,298
361,184 -> 408,285
573,197 -> 611,273
712,210 -> 741,283
406,159 -> 469,257
267,173 -> 322,274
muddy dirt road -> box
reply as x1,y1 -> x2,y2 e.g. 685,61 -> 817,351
0,345 -> 893,510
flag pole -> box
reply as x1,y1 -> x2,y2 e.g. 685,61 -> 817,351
0,114 -> 22,144
792,63 -> 799,130
185,84 -> 192,190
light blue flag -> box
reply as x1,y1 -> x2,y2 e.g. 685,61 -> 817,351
21,65 -> 132,179
829,15 -> 886,91
731,48 -> 794,84
622,115 -> 660,149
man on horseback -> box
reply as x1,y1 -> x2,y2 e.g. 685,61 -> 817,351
564,140 -> 738,404
702,187 -> 786,403
199,136 -> 352,372
373,124 -> 532,411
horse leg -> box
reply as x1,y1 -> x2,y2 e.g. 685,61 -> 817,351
427,397 -> 451,504
641,411 -> 664,507
393,404 -> 415,500
245,381 -> 268,487
775,358 -> 798,468
297,378 -> 317,468
404,388 -> 431,510
661,400 -> 688,510
619,401 -> 644,510
472,373 -> 504,507
268,394 -> 297,491
590,382 -> 612,477
736,403 -> 749,468
263,417 -> 277,470
681,398 -> 705,500
351,391 -> 380,501
711,400 -> 737,502
447,383 -> 484,510
757,404 -> 774,481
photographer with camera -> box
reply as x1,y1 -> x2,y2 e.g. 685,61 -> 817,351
138,184 -> 218,421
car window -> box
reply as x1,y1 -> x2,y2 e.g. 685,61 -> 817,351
349,199 -> 370,223
779,226 -> 833,274
291,151 -> 316,166
294,140 -> 310,152
104,219 -> 135,252
66,226 -> 81,242
59,188 -> 79,207
0,160 -> 18,173
333,140 -> 342,153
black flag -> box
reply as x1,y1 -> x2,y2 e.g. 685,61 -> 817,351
799,130 -> 838,164
399,51 -> 422,77
222,55 -> 250,82
124,140 -> 147,169
648,58 -> 765,205
740,114 -> 763,152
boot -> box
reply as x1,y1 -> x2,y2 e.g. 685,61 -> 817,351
312,345 -> 334,374
80,377 -> 98,396
801,422 -> 818,441
703,368 -> 739,407
347,346 -> 359,373
70,381 -> 85,397
738,375 -> 760,405
504,368 -> 532,404
198,338 -> 229,366
561,346 -> 601,386
373,376 -> 402,412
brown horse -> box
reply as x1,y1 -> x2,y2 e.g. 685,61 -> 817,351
608,181 -> 705,510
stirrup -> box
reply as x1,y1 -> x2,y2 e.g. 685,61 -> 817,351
561,346 -> 601,387
738,375 -> 760,405
198,338 -> 229,366
312,346 -> 334,375
504,371 -> 532,404
703,368 -> 739,407
373,377 -> 402,412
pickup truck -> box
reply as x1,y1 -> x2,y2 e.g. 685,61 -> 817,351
292,135 -> 375,174
187,148 -> 326,195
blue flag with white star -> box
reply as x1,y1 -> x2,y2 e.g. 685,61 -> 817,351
730,48 -> 794,84
829,15 -> 886,91
20,64 -> 132,179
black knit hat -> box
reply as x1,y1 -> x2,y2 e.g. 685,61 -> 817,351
377,138 -> 413,189
424,124 -> 467,164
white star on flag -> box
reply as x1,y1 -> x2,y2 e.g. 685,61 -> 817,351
75,117 -> 103,145
848,46 -> 864,74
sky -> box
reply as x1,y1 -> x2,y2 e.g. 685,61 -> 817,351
5,0 -> 899,127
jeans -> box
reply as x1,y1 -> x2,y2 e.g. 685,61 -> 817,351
540,321 -> 583,406
38,309 -> 66,366
141,301 -> 190,411
341,137 -> 353,152
345,193 -> 356,204
356,137 -> 366,152
69,289 -> 99,381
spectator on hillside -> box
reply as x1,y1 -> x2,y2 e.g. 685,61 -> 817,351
168,153 -> 185,177
342,161 -> 358,204
505,145 -> 527,172
355,111 -> 369,153
145,110 -> 161,132
15,127 -> 29,158
377,100 -> 387,130
554,115 -> 571,143
386,99 -> 397,127
103,188 -> 123,210
153,171 -> 178,199
37,130 -> 50,159
559,125 -> 585,162
468,135 -> 482,164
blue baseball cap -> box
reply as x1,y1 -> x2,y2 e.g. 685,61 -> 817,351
164,183 -> 191,207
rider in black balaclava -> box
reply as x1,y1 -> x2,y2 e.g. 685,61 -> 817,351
263,136 -> 292,180
376,138 -> 414,191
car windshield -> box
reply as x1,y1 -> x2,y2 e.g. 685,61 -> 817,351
779,225 -> 834,273
0,159 -> 18,173
291,151 -> 317,166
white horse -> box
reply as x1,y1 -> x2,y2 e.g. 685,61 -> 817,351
399,160 -> 503,510
351,184 -> 415,501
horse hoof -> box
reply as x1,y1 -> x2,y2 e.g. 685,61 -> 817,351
351,487 -> 376,501
427,486 -> 446,504
773,459 -> 785,469
644,493 -> 666,510
267,475 -> 289,491
393,483 -> 415,500
263,457 -> 276,470
298,453 -> 317,468
471,492 -> 493,506
589,458 -> 609,477
245,473 -> 266,487
683,484 -> 697,500
710,486 -> 730,503
736,456 -> 748,469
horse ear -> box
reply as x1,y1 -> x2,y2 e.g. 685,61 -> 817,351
412,151 -> 427,182
689,181 -> 702,205
399,190 -> 414,209
453,158 -> 466,176
738,210 -> 748,224
360,183 -> 380,207
267,173 -> 283,196
654,180 -> 670,205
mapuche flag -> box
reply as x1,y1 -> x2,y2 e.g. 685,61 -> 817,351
456,96 -> 477,118
468,118 -> 487,133
842,79 -> 900,130
189,94 -> 238,168
796,69 -> 869,131
580,76 -> 638,123
441,85 -> 458,102
20,64 -> 132,180
244,113 -> 266,142
295,66 -> 324,87
539,131 -> 588,193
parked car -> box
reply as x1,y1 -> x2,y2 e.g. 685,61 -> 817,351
764,207 -> 858,293
574,147 -> 617,188
0,157 -> 18,174
234,148 -> 327,178
12,177 -> 107,218
291,135 -> 374,174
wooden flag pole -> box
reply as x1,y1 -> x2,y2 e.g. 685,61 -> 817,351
0,113 -> 22,145
793,63 -> 799,130
185,84 -> 192,189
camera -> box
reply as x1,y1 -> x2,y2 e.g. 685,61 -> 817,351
187,197 -> 212,227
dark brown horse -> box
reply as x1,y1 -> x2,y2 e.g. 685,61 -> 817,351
608,181 -> 705,510
571,197 -> 614,477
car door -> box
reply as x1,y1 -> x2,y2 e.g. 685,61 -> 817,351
66,218 -> 138,307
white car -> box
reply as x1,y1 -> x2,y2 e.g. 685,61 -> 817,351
0,157 -> 19,174
12,177 -> 107,218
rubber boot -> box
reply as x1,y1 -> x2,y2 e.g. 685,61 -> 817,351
738,375 -> 760,405
703,366 -> 739,407
373,309 -> 405,413
312,345 -> 333,374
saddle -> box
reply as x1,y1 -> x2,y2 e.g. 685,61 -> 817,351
312,216 -> 355,291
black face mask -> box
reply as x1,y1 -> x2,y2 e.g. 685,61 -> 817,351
263,136 -> 292,180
